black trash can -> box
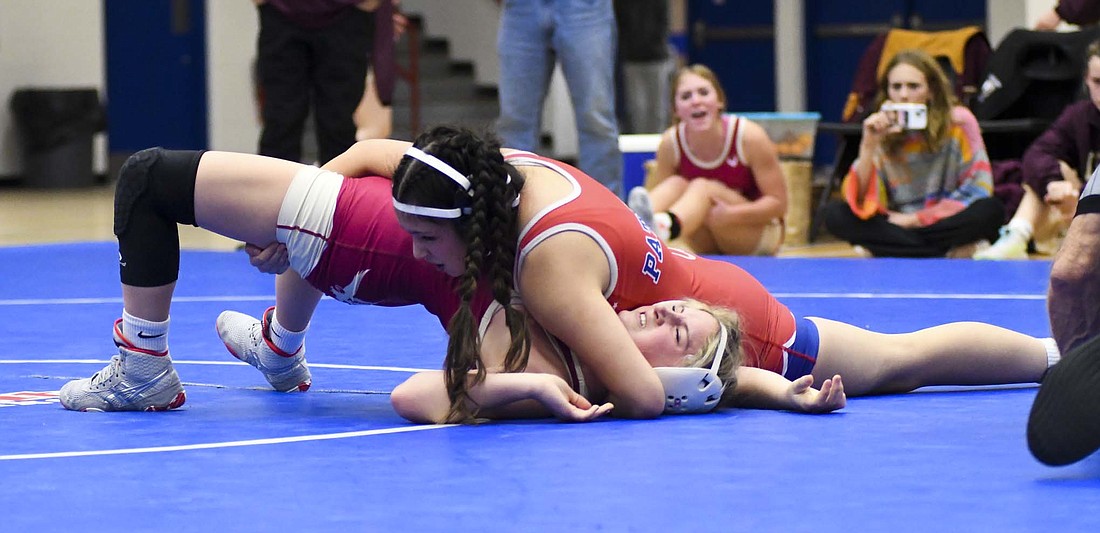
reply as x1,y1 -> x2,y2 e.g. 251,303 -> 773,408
9,88 -> 105,188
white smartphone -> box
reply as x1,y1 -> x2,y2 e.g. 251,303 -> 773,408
880,102 -> 928,130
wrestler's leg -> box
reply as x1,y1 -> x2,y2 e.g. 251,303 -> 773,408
274,269 -> 323,331
193,151 -> 303,245
809,317 -> 1053,396
63,149 -> 308,410
197,151 -> 321,358
195,152 -> 323,392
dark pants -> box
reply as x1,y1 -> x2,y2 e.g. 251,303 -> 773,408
256,4 -> 373,164
821,197 -> 1005,257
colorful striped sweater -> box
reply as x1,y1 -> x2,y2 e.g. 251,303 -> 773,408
842,106 -> 993,226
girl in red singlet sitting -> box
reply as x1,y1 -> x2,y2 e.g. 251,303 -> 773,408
628,64 -> 789,256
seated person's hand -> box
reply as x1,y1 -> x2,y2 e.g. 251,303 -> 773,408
863,107 -> 903,141
887,210 -> 921,228
244,242 -> 290,275
788,374 -> 846,414
707,198 -> 735,225
1033,9 -> 1061,31
1045,180 -> 1081,220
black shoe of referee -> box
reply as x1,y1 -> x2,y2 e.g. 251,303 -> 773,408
1028,333 -> 1100,466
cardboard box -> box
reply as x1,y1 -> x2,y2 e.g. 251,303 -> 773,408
780,160 -> 813,246
739,112 -> 821,160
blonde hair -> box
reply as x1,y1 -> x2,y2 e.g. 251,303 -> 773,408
680,299 -> 743,401
670,64 -> 728,124
875,49 -> 957,153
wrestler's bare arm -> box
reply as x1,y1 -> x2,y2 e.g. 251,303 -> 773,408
725,366 -> 846,414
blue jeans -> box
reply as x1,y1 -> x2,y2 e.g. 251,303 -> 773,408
497,0 -> 623,196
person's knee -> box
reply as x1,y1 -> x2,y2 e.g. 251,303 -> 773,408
114,148 -> 203,288
114,149 -> 157,237
821,200 -> 855,235
684,178 -> 712,196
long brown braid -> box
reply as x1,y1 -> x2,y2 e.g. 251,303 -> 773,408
392,126 -> 530,422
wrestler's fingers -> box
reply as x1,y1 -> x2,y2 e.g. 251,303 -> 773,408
791,374 -> 814,393
828,375 -> 847,409
246,243 -> 290,274
569,391 -> 594,410
587,403 -> 614,420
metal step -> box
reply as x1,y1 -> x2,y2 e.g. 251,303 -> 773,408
390,30 -> 499,139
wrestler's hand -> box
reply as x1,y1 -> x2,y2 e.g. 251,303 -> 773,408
244,242 -> 290,275
788,374 -> 846,414
536,374 -> 615,422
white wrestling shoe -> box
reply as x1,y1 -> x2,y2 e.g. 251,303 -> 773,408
59,319 -> 186,412
627,186 -> 657,231
216,307 -> 311,392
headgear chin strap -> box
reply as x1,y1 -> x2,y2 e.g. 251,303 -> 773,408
653,322 -> 729,414
393,145 -> 520,219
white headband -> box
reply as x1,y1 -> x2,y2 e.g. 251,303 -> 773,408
404,146 -> 472,191
393,145 -> 520,219
393,146 -> 472,219
391,198 -> 468,219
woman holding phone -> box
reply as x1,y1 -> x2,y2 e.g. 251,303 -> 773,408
820,48 -> 1003,258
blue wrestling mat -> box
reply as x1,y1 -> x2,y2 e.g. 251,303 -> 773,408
1,243 -> 1097,531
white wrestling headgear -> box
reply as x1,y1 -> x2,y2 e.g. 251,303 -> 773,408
393,146 -> 520,219
652,322 -> 729,414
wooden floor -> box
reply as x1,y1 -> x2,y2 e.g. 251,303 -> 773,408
0,182 -> 239,250
0,180 -> 1040,260
0,180 -> 865,256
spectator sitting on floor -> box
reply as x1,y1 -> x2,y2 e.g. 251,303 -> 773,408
820,48 -> 1002,258
627,64 -> 788,256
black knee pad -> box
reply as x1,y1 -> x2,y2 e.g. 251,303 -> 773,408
115,148 -> 204,287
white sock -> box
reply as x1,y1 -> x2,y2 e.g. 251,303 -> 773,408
1042,337 -> 1061,368
268,309 -> 307,356
654,212 -> 673,241
121,310 -> 169,354
1006,218 -> 1033,243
